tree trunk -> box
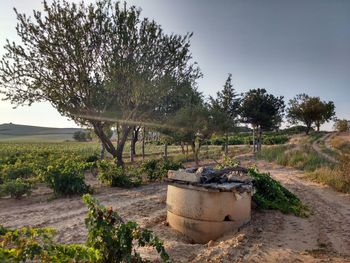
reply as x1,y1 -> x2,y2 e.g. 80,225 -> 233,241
306,123 -> 311,135
180,142 -> 185,154
190,141 -> 201,167
164,143 -> 168,160
116,125 -> 131,167
131,126 -> 140,156
130,132 -> 134,163
186,143 -> 189,156
93,122 -> 117,158
141,127 -> 145,160
225,133 -> 229,156
116,123 -> 120,146
316,122 -> 320,132
258,126 -> 262,152
252,127 -> 256,153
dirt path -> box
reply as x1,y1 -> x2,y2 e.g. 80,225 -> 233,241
244,158 -> 350,262
1,158 -> 350,262
312,133 -> 338,163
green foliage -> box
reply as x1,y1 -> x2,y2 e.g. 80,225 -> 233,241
0,162 -> 34,181
240,88 -> 285,130
43,159 -> 91,196
97,160 -> 141,187
83,194 -> 170,263
0,178 -> 33,199
0,194 -> 170,262
207,133 -> 289,146
257,144 -> 332,172
0,225 -> 99,262
140,159 -> 183,182
215,156 -> 240,169
73,131 -> 91,142
0,0 -> 200,166
249,169 -> 309,217
287,94 -> 336,133
333,119 -> 349,132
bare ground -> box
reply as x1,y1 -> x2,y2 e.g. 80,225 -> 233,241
1,157 -> 350,262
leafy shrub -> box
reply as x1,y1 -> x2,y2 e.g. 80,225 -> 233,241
140,159 -> 183,182
86,154 -> 99,165
0,178 -> 33,199
83,194 -> 170,263
43,160 -> 91,196
0,225 -> 99,262
0,162 -> 34,181
97,160 -> 141,187
0,195 -> 170,263
215,156 -> 240,169
248,169 -> 309,217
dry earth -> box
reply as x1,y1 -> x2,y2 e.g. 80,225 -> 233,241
1,156 -> 350,262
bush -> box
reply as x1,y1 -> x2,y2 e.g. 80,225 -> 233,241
97,161 -> 141,187
83,194 -> 170,263
0,162 -> 34,181
0,225 -> 99,262
249,169 -> 309,217
86,154 -> 99,163
0,195 -> 170,263
0,178 -> 33,199
140,159 -> 183,182
43,160 -> 91,196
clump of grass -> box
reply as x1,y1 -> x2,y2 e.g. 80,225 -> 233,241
306,155 -> 350,193
257,145 -> 332,172
249,169 -> 309,217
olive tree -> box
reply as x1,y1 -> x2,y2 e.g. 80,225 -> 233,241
0,0 -> 200,166
287,94 -> 335,134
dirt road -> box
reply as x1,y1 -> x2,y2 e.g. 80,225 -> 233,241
1,159 -> 350,262
312,133 -> 338,163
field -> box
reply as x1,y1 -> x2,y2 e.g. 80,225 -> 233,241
0,123 -> 83,142
1,133 -> 350,262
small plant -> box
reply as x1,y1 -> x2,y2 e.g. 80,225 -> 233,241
140,159 -> 183,182
215,156 -> 240,169
83,194 -> 170,263
97,160 -> 141,187
43,160 -> 91,196
0,162 -> 34,181
0,178 -> 33,199
0,225 -> 99,262
248,168 -> 309,217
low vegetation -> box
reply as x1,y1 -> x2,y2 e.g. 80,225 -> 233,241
249,169 -> 309,217
257,144 -> 333,172
0,194 -> 169,263
306,154 -> 350,193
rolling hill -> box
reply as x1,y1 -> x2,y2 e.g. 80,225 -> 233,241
0,123 -> 83,142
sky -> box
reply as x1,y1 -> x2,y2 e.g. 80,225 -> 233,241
0,0 -> 349,130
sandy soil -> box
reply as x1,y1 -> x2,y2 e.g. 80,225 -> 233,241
1,158 -> 350,262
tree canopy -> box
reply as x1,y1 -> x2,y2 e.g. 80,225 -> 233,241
287,94 -> 335,134
0,0 -> 201,166
240,88 -> 285,131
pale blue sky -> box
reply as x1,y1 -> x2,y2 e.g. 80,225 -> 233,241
0,0 -> 349,129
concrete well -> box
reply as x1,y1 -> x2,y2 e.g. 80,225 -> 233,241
166,183 -> 251,244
